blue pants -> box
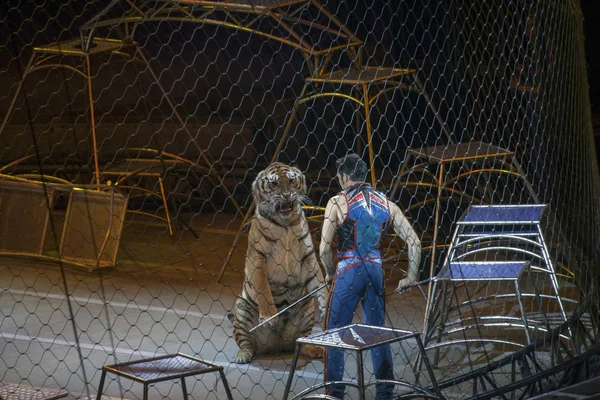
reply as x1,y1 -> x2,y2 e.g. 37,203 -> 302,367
325,262 -> 394,400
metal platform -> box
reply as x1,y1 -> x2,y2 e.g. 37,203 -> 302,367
96,353 -> 233,400
0,383 -> 67,400
437,261 -> 529,281
457,204 -> 546,225
305,67 -> 415,84
283,324 -> 441,400
297,324 -> 419,351
406,142 -> 514,164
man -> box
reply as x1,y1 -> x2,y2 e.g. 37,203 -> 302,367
319,153 -> 422,400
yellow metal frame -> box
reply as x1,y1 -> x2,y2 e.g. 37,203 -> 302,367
79,0 -> 363,69
0,177 -> 54,256
97,147 -> 220,236
0,174 -> 129,271
216,61 -> 455,282
0,39 -> 243,235
389,142 -> 542,329
100,170 -> 173,236
59,187 -> 129,270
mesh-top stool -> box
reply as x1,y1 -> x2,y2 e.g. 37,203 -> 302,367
0,383 -> 68,400
95,353 -> 233,400
282,324 -> 441,400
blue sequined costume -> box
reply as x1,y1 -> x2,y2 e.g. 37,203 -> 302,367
325,183 -> 394,400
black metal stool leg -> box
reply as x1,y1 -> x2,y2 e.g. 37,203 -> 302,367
415,337 -> 441,396
143,383 -> 148,400
357,350 -> 366,400
283,342 -> 302,400
181,377 -> 188,400
218,369 -> 234,400
95,369 -> 107,400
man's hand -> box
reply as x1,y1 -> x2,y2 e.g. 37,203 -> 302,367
396,277 -> 417,292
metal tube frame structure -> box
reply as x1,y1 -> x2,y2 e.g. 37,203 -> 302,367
217,67 -> 451,282
390,143 -> 541,325
61,0 -> 365,261
0,38 -> 244,236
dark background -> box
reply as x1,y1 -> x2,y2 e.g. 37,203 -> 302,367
581,1 -> 600,155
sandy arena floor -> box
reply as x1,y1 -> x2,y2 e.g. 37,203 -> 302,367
0,212 -> 555,399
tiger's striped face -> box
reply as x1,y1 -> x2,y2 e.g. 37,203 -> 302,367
252,162 -> 307,221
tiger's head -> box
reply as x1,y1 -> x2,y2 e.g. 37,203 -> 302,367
252,162 -> 307,224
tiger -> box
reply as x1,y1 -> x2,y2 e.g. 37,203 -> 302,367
230,162 -> 328,364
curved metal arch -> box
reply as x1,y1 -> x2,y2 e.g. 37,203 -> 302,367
444,322 -> 546,336
26,63 -> 88,80
112,184 -> 159,198
94,16 -> 311,54
291,381 -> 361,400
80,2 -> 362,57
126,209 -> 170,223
14,174 -> 73,185
455,293 -> 579,310
401,181 -> 440,191
425,338 -> 526,350
33,54 -> 64,67
32,47 -> 135,68
453,234 -> 544,249
364,380 -> 441,398
453,246 -> 544,261
368,82 -> 414,106
106,147 -> 219,188
428,290 -> 600,389
0,173 -> 103,190
426,288 -> 598,396
445,168 -> 523,186
0,154 -> 39,173
297,92 -> 364,107
120,148 -> 208,169
113,168 -> 162,185
443,319 -> 573,341
397,163 -> 439,182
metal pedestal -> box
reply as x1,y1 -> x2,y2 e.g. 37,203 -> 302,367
283,324 -> 441,400
95,353 -> 233,400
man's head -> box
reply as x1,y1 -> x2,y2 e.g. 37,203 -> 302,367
335,153 -> 368,188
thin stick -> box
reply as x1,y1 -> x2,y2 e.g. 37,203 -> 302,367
249,283 -> 329,332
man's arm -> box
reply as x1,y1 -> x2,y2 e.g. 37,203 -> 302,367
319,195 -> 343,282
389,201 -> 422,290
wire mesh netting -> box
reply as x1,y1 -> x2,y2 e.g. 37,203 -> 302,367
1,1 -> 599,399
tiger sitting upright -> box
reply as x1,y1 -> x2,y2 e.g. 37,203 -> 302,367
231,162 -> 328,364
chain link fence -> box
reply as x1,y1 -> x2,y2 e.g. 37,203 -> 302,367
1,1 -> 599,399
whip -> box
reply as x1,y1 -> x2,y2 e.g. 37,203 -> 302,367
249,282 -> 329,332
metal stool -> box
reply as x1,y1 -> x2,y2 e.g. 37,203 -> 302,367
282,324 -> 441,400
422,260 -> 532,359
95,353 -> 233,400
422,204 -> 573,368
0,383 -> 68,400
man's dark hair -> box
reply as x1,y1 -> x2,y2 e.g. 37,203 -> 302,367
335,153 -> 368,182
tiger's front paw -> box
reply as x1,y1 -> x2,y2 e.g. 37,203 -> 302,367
258,304 -> 279,328
319,306 -> 326,322
234,347 -> 255,364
